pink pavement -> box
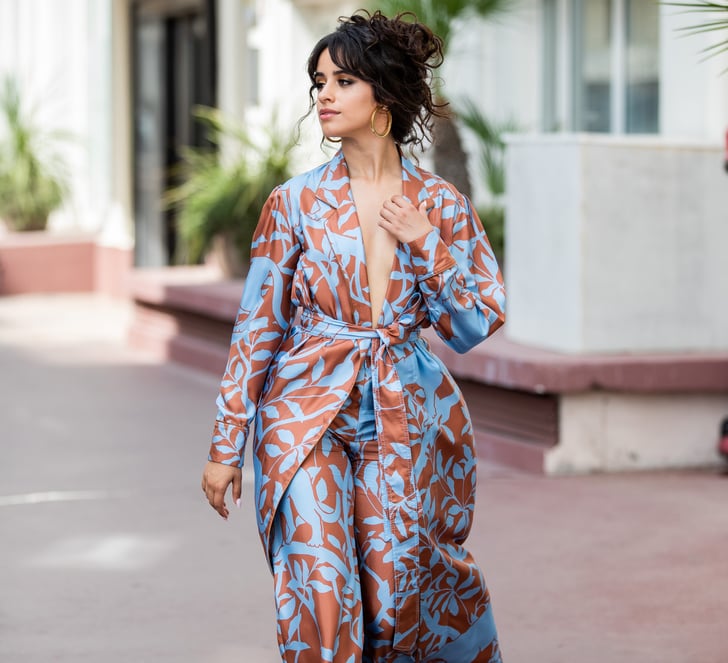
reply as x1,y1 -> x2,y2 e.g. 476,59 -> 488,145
0,293 -> 725,663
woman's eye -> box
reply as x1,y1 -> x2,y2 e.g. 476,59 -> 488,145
338,79 -> 353,86
313,82 -> 324,90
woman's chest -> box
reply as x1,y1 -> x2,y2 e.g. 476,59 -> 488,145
293,204 -> 418,324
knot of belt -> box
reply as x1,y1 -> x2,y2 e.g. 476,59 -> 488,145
298,308 -> 420,347
297,309 -> 422,653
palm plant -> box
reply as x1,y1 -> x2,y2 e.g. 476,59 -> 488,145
663,2 -> 728,63
458,98 -> 517,200
457,98 -> 517,260
166,106 -> 295,276
0,77 -> 68,231
371,0 -> 512,197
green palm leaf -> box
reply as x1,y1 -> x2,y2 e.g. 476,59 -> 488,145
663,1 -> 728,65
166,106 -> 295,266
457,97 -> 518,198
0,77 -> 69,230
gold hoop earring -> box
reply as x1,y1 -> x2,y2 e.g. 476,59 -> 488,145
370,107 -> 392,138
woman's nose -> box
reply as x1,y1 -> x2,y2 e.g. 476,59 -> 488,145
318,81 -> 334,103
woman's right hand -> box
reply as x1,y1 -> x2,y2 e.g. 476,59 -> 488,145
201,461 -> 242,520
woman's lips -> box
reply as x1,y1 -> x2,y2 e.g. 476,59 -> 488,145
319,110 -> 338,120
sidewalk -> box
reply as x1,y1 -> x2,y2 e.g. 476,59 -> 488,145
0,293 -> 726,663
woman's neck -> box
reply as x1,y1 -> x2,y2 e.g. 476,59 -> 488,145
341,138 -> 401,182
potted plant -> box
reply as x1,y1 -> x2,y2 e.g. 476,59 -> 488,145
0,77 -> 69,232
166,106 -> 295,277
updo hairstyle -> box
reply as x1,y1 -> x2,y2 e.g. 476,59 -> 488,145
306,10 -> 447,150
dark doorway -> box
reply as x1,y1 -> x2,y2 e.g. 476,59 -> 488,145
131,0 -> 216,267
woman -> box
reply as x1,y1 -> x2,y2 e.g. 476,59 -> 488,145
201,10 -> 506,663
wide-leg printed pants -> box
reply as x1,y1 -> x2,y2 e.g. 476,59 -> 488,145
269,358 -> 502,663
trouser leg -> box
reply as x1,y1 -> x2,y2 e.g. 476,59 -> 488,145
270,432 -> 363,663
346,438 -> 401,663
350,435 -> 503,663
268,423 -> 502,662
418,604 -> 502,663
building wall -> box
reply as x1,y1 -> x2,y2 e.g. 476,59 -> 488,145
506,135 -> 728,354
220,0 -> 358,174
3,0 -> 726,245
443,0 -> 543,203
0,0 -> 127,242
236,1 -> 728,203
222,0 -> 547,203
660,5 -> 728,140
550,391 -> 727,474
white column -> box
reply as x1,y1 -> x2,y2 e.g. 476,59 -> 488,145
217,0 -> 250,125
104,0 -> 134,248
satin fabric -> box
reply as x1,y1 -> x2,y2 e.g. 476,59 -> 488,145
209,149 -> 506,659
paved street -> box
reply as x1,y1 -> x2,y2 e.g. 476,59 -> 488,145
1,293 -> 726,663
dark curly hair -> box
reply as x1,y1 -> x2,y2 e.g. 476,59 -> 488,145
304,10 -> 448,151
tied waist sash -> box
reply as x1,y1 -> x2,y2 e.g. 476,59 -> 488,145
297,309 -> 423,654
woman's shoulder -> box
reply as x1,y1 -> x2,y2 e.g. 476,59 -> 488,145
276,157 -> 333,199
404,157 -> 470,208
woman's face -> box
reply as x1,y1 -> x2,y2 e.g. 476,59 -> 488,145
313,48 -> 378,141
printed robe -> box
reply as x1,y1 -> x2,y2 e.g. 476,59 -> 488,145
209,149 -> 506,657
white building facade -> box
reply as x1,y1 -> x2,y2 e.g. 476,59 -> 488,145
2,0 -> 725,255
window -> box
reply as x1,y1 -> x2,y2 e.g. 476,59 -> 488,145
625,0 -> 659,133
131,0 -> 217,267
573,0 -> 613,132
543,0 -> 659,134
542,0 -> 559,132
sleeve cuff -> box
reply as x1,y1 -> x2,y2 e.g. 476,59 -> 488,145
208,418 -> 248,467
404,227 -> 457,281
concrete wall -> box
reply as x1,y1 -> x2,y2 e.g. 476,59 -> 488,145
548,392 -> 727,474
0,232 -> 131,297
505,134 -> 728,354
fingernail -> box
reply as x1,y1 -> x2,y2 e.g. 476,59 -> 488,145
235,498 -> 241,508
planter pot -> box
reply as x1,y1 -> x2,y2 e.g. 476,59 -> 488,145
0,231 -> 94,294
9,217 -> 48,231
0,231 -> 132,296
208,233 -> 248,279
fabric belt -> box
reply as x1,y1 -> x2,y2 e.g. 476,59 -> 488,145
298,309 -> 422,653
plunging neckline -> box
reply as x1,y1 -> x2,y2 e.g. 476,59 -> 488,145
346,178 -> 402,328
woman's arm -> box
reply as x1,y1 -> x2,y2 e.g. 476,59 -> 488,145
208,186 -> 301,467
403,191 -> 506,354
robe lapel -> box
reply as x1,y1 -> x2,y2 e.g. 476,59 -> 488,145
382,156 -> 433,323
310,151 -> 370,324
311,150 -> 433,326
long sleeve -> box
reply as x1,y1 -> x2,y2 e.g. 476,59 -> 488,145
403,190 -> 505,354
209,187 -> 301,466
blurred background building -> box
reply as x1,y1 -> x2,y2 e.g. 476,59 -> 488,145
0,0 -> 726,473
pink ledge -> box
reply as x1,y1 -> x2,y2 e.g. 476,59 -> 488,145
424,329 -> 728,394
128,266 -> 243,321
128,266 -> 728,395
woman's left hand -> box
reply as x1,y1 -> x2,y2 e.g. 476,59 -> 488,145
379,195 -> 433,244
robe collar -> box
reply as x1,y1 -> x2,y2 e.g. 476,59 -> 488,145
312,148 -> 433,210
309,149 -> 434,327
